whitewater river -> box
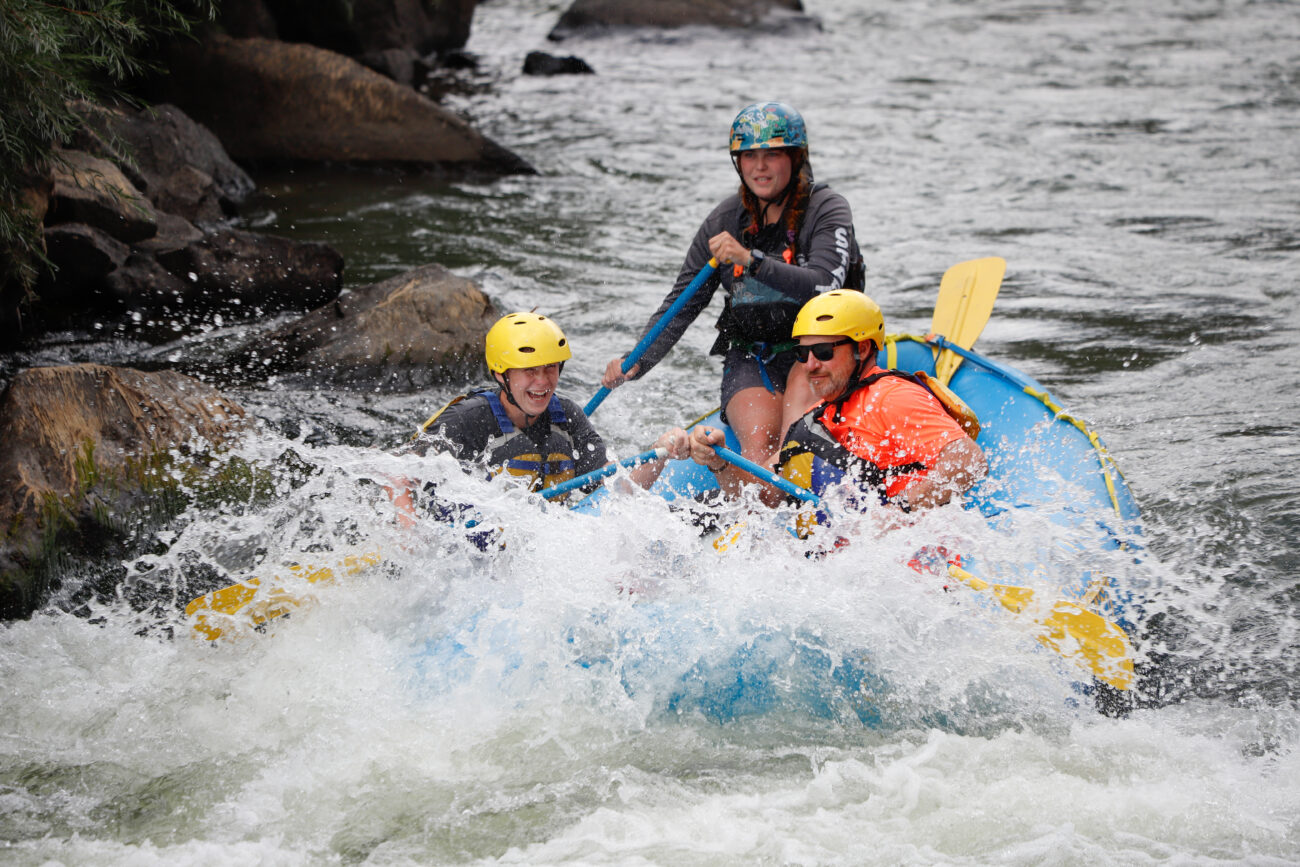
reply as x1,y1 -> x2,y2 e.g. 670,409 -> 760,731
3,0 -> 1299,863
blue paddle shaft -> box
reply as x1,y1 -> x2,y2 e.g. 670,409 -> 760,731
712,446 -> 820,505
538,447 -> 668,499
584,258 -> 720,416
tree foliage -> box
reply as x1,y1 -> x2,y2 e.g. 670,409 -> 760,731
0,0 -> 215,300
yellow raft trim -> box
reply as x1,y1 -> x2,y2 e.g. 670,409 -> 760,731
1022,386 -> 1128,523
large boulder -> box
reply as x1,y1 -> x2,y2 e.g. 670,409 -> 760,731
0,364 -> 246,619
17,222 -> 343,338
71,102 -> 256,226
249,262 -> 499,389
548,0 -> 814,39
152,35 -> 534,174
39,224 -> 131,296
155,228 -> 345,316
258,0 -> 479,56
46,149 -> 159,244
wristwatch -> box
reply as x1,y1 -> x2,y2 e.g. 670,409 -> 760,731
747,249 -> 765,275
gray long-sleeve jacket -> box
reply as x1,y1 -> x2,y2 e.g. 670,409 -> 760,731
631,183 -> 862,377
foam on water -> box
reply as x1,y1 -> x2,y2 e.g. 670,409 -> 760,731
2,429 -> 1297,862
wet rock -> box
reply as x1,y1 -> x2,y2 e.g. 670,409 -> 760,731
249,262 -> 498,390
155,228 -> 345,317
15,225 -> 342,341
103,253 -> 194,324
134,212 -> 206,258
70,102 -> 256,226
548,0 -> 815,40
46,150 -> 159,244
438,50 -> 478,70
30,224 -> 197,335
153,35 -> 534,175
257,0 -> 478,56
40,224 -> 130,297
357,46 -> 435,87
523,51 -> 595,76
219,0 -> 279,38
0,364 -> 246,620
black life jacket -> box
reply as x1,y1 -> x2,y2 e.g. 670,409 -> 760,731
479,390 -> 580,492
722,183 -> 866,346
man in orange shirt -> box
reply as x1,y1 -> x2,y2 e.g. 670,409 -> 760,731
688,290 -> 987,514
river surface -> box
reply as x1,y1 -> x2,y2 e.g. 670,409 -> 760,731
3,0 -> 1299,863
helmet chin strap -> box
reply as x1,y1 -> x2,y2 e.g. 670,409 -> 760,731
854,343 -> 877,379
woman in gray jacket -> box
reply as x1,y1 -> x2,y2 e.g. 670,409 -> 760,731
602,101 -> 864,474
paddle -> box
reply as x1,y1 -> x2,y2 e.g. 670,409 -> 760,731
713,446 -> 817,504
945,564 -> 1134,691
584,257 -> 719,416
186,448 -> 671,640
930,256 -> 1005,385
538,447 -> 667,499
709,445 -> 1136,691
186,551 -> 382,642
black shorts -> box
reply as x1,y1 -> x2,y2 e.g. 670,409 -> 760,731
720,345 -> 797,421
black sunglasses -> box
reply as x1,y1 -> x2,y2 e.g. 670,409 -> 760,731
794,338 -> 852,363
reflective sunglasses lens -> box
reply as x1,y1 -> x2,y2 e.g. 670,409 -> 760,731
796,341 -> 843,363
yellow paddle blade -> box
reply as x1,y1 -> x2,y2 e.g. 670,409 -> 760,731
947,564 -> 1135,690
946,564 -> 1034,613
712,522 -> 747,553
1034,600 -> 1136,691
186,551 -> 383,641
930,256 -> 1005,385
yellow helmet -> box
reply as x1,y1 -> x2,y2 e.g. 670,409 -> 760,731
485,312 -> 572,374
792,290 -> 884,351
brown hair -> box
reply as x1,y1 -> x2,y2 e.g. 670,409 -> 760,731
738,149 -> 813,259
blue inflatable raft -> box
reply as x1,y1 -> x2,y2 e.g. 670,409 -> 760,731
412,335 -> 1149,723
583,333 -> 1144,615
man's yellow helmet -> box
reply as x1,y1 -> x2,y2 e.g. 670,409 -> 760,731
792,291 -> 884,351
485,312 -> 572,374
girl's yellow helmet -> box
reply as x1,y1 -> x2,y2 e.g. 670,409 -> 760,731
484,313 -> 571,374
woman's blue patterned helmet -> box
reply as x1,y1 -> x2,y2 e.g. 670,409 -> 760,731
729,102 -> 808,152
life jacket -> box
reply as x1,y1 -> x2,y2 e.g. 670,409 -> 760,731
479,391 -> 579,492
778,369 -> 979,512
722,183 -> 866,346
420,389 -> 581,493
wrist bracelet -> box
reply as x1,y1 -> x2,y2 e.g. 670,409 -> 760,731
708,460 -> 727,473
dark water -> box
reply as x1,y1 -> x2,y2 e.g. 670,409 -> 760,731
2,0 -> 1298,862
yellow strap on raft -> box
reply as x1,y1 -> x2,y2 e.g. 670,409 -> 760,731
1023,386 -> 1127,522
884,333 -> 901,370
